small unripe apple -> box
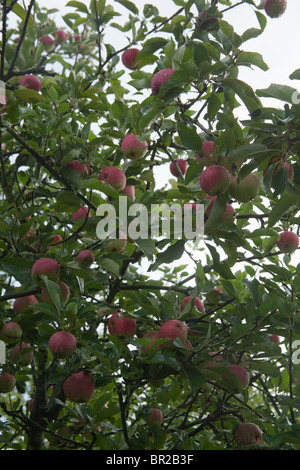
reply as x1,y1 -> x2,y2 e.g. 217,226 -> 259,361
180,295 -> 204,313
54,29 -> 69,42
0,372 -> 16,393
170,159 -> 188,178
227,364 -> 250,390
108,312 -> 137,338
0,321 -> 23,344
77,249 -> 94,268
48,331 -> 77,358
276,231 -> 299,253
141,330 -> 162,353
98,166 -> 127,191
121,134 -> 148,160
151,68 -> 175,95
229,173 -> 260,202
72,206 -> 92,222
234,422 -> 263,447
31,257 -> 61,286
10,343 -> 33,365
158,319 -> 188,346
41,280 -> 70,306
121,185 -> 135,201
145,408 -> 163,425
63,371 -> 95,403
121,48 -> 141,70
264,0 -> 287,18
199,165 -> 232,196
20,74 -> 42,92
13,295 -> 39,314
65,160 -> 89,178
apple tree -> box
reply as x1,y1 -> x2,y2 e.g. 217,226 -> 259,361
0,0 -> 300,451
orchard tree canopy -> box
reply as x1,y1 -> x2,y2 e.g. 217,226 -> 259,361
1,0 -> 300,452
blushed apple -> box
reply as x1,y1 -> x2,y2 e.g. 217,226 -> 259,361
108,312 -> 137,338
277,231 -> 299,253
20,74 -> 41,92
141,330 -> 162,353
144,408 -> 163,425
195,141 -> 217,166
229,173 -> 260,203
41,280 -> 70,306
98,166 -> 127,191
226,364 -> 250,390
151,68 -> 175,95
264,0 -> 287,18
65,160 -> 89,178
63,370 -> 95,403
10,343 -> 33,366
199,165 -> 232,196
121,134 -> 148,160
31,257 -> 61,286
0,321 -> 23,344
72,206 -> 92,222
158,319 -> 188,346
48,331 -> 77,358
205,195 -> 236,223
170,159 -> 188,178
121,185 -> 135,201
180,295 -> 204,313
121,48 -> 141,70
0,372 -> 16,393
40,35 -> 55,51
105,237 -> 127,253
13,295 -> 39,314
77,249 -> 94,267
54,29 -> 69,42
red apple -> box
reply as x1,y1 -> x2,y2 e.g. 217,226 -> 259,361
31,257 -> 61,286
270,334 -> 281,344
108,312 -> 137,338
77,249 -> 94,267
20,74 -> 41,92
141,330 -> 162,353
121,134 -> 148,160
277,231 -> 299,253
195,141 -> 217,166
170,159 -> 188,178
63,371 -> 95,403
121,48 -> 141,70
264,0 -> 287,18
151,68 -> 175,95
13,295 -> 39,314
145,408 -> 163,425
41,280 -> 70,306
202,351 -> 224,380
180,295 -> 204,313
53,234 -> 62,244
0,372 -> 16,393
121,185 -> 135,201
10,343 -> 33,365
205,195 -> 236,223
234,422 -> 263,447
40,35 -> 55,51
72,206 -> 92,222
65,160 -> 89,178
48,331 -> 77,358
98,166 -> 126,191
54,29 -> 69,42
199,165 -> 232,196
229,173 -> 260,202
0,321 -> 23,344
158,319 -> 188,346
227,364 -> 250,389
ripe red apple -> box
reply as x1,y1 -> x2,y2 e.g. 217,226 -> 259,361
98,166 -> 127,191
53,234 -> 62,244
141,330 -> 162,353
0,321 -> 23,344
170,159 -> 188,178
121,134 -> 148,160
202,351 -> 224,380
41,280 -> 70,306
264,0 -> 287,18
65,160 -> 89,178
158,319 -> 188,346
276,231 -> 299,253
195,141 -> 217,166
151,68 -> 175,95
234,422 -> 263,447
77,249 -> 94,268
10,343 -> 33,366
199,165 -> 232,196
0,372 -> 16,393
121,48 -> 141,70
180,295 -> 204,313
31,257 -> 61,286
20,74 -> 42,92
229,173 -> 260,202
105,237 -> 127,253
227,364 -> 250,390
13,295 -> 39,314
72,206 -> 92,222
121,185 -> 135,201
63,370 -> 95,403
54,29 -> 69,42
107,312 -> 137,338
40,35 -> 55,51
205,195 -> 236,223
270,334 -> 281,344
145,408 -> 163,425
48,331 -> 77,358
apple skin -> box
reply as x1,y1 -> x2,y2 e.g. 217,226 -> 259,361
141,330 -> 162,353
63,371 -> 95,403
48,331 -> 77,358
98,166 -> 127,191
31,257 -> 61,287
0,321 -> 23,344
199,165 -> 232,196
170,159 -> 188,178
121,185 -> 135,201
20,74 -> 41,92
77,249 -> 94,268
264,0 -> 287,18
145,408 -> 163,425
105,238 -> 127,253
54,30 -> 69,42
277,231 -> 299,254
10,343 -> 33,366
13,295 -> 39,314
0,372 -> 16,393
108,312 -> 137,338
151,68 -> 175,95
40,35 -> 55,51
270,334 -> 281,344
234,422 -> 263,447
121,48 -> 141,70
180,295 -> 204,313
227,364 -> 250,389
41,280 -> 70,306
158,319 -> 188,347
229,173 -> 260,203
202,351 -> 224,380
121,134 -> 148,160
65,160 -> 89,178
72,206 -> 92,222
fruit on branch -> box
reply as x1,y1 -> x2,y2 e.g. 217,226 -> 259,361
205,195 -> 236,223
0,321 -> 23,344
195,141 -> 217,166
180,295 -> 204,313
170,159 -> 188,178
229,172 -> 260,202
199,165 -> 232,196
0,372 -> 16,393
41,280 -> 70,306
98,166 -> 127,191
63,370 -> 95,403
48,331 -> 77,358
20,74 -> 42,92
202,351 -> 224,380
264,0 -> 287,18
72,206 -> 92,222
105,237 -> 127,253
197,9 -> 220,31
40,35 -> 55,51
121,134 -> 148,160
270,334 -> 281,344
158,319 -> 188,347
77,249 -> 94,268
233,422 -> 263,447
276,231 -> 299,253
121,185 -> 135,201
145,408 -> 163,425
54,29 -> 69,42
10,343 -> 33,366
151,68 -> 175,95
65,160 -> 89,178
31,257 -> 61,286
121,48 -> 141,70
13,295 -> 39,314
226,364 -> 250,390
141,330 -> 162,353
53,234 -> 62,244
108,312 -> 137,338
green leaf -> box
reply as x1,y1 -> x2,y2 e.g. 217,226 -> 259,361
66,1 -> 88,13
257,83 -> 298,104
221,78 -> 261,114
115,0 -> 139,15
177,122 -> 202,152
12,3 -> 35,27
0,258 -> 32,284
149,240 -> 186,271
267,193 -> 298,228
236,51 -> 269,71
